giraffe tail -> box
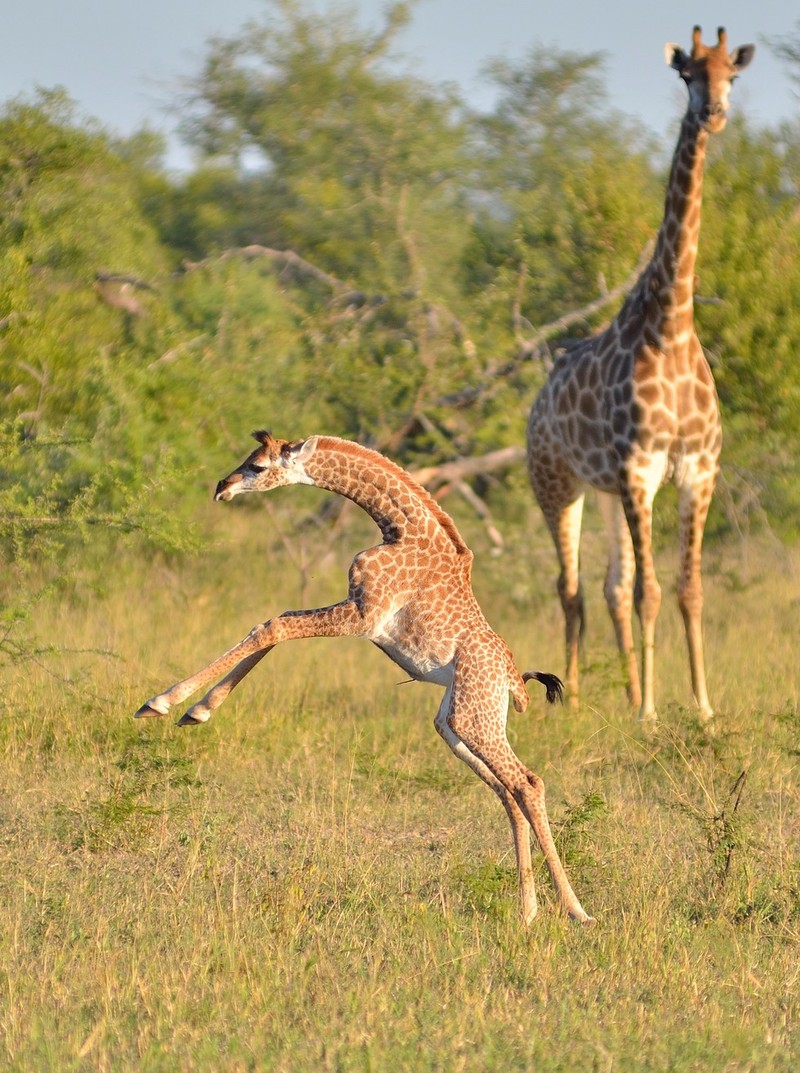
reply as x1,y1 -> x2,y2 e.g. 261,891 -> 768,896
521,670 -> 565,706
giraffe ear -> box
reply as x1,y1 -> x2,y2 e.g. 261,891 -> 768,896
282,435 -> 318,466
732,44 -> 754,72
665,43 -> 689,72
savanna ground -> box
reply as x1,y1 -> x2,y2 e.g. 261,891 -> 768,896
1,496 -> 798,1072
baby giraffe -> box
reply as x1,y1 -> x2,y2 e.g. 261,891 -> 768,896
136,431 -> 592,925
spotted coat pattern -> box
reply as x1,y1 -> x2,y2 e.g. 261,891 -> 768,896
526,26 -> 754,721
136,432 -> 592,924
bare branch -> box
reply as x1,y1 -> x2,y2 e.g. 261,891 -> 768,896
148,334 -> 209,370
410,446 -> 525,489
95,272 -> 155,291
441,239 -> 655,410
453,479 -> 505,551
516,238 -> 654,356
0,513 -> 150,532
181,245 -> 350,294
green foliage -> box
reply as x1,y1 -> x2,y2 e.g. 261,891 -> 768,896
698,118 -> 800,528
0,88 -> 199,588
177,0 -> 467,285
0,89 -> 168,431
465,49 -> 661,330
163,0 -> 485,460
1,0 -> 799,579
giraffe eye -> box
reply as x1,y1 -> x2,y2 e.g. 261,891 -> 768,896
250,461 -> 268,472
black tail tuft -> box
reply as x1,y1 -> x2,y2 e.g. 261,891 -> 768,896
522,670 -> 565,706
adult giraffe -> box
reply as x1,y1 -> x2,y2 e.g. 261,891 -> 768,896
526,26 -> 754,720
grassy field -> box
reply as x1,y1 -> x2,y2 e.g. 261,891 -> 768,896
1,499 -> 799,1072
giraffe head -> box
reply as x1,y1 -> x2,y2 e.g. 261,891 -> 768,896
214,430 -> 319,500
665,25 -> 754,133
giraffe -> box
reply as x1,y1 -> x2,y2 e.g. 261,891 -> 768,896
135,431 -> 593,925
526,26 -> 754,721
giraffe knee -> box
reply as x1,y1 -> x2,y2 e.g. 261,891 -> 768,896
247,619 -> 278,647
634,577 -> 661,621
526,770 -> 544,795
557,576 -> 584,628
446,710 -> 475,746
604,578 -> 629,616
513,770 -> 545,808
678,579 -> 704,617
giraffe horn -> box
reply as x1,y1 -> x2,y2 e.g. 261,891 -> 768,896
522,671 -> 565,706
691,25 -> 704,56
717,26 -> 727,49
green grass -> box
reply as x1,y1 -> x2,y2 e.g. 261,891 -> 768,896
1,509 -> 799,1071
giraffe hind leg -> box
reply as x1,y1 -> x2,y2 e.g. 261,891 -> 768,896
597,491 -> 641,709
540,493 -> 586,707
441,654 -> 593,923
435,687 -> 539,924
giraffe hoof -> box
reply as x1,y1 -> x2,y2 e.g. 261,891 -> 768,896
569,907 -> 596,926
176,704 -> 211,726
134,700 -> 170,719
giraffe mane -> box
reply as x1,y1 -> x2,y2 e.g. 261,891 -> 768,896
315,436 -> 473,558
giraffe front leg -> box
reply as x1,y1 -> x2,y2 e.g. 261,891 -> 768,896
622,482 -> 661,722
134,624 -> 278,721
134,601 -> 363,723
677,477 -> 715,721
177,648 -> 273,725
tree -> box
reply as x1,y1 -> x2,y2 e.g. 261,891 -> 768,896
166,0 -> 483,460
769,19 -> 800,89
0,90 -> 205,553
0,89 -> 168,433
697,118 -> 800,530
463,49 -> 661,339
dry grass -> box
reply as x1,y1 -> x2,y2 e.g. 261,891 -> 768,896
1,506 -> 799,1071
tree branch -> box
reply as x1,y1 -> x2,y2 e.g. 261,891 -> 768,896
440,238 -> 655,410
181,245 -> 350,294
515,238 -> 654,356
407,447 -> 524,551
409,446 -> 525,489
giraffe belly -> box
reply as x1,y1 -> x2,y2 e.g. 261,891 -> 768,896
372,638 -> 456,686
370,609 -> 457,686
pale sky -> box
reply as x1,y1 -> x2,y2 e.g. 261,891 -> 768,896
3,0 -> 797,170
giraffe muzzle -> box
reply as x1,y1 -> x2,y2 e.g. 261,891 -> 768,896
214,475 -> 239,501
701,103 -> 727,132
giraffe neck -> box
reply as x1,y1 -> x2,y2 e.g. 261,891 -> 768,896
643,113 -> 709,342
304,437 -> 470,553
